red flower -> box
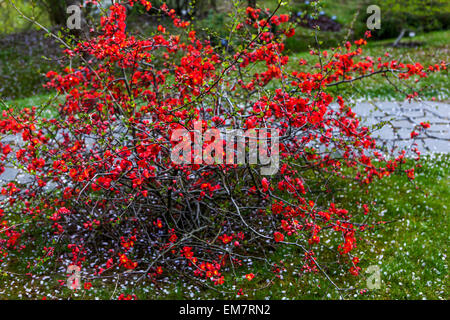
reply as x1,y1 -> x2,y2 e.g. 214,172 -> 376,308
118,294 -> 137,300
261,178 -> 269,192
274,232 -> 284,242
285,28 -> 295,38
420,122 -> 430,129
349,266 -> 361,276
245,273 -> 255,281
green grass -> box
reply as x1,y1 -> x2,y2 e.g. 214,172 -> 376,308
208,153 -> 448,300
0,1 -> 50,34
1,154 -> 448,300
319,0 -> 361,26
0,92 -> 60,118
0,43 -> 61,101
332,153 -> 449,299
5,92 -> 55,109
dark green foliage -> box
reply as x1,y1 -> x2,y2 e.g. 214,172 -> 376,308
357,0 -> 450,40
0,30 -> 61,100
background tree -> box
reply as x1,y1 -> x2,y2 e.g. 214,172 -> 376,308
33,0 -> 83,26
365,0 -> 450,45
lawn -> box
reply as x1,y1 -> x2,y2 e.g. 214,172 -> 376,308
1,154 -> 448,300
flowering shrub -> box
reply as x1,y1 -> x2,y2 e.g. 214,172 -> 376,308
0,0 -> 445,298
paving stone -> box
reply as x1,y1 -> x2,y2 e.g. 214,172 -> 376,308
0,167 -> 18,182
353,101 -> 450,154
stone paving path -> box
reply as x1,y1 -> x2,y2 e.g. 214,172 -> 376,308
1,101 -> 449,184
350,101 -> 449,153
